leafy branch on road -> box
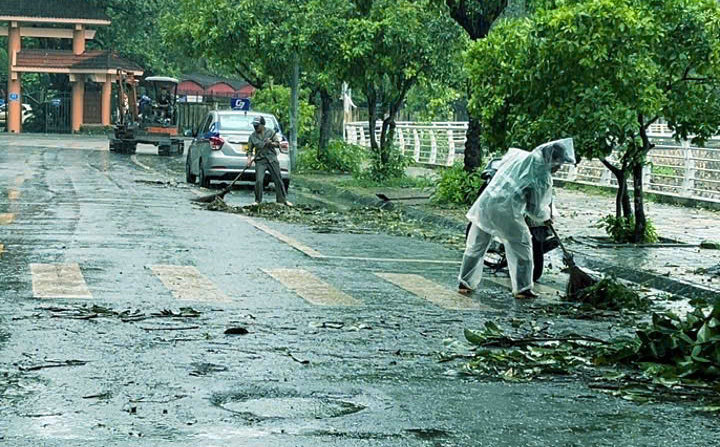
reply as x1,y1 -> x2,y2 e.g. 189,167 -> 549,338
38,305 -> 201,322
204,199 -> 466,249
454,308 -> 720,405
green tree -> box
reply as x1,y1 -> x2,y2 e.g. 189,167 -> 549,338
467,0 -> 720,242
444,1 -> 510,172
342,0 -> 466,178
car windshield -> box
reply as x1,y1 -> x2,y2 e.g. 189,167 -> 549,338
219,115 -> 277,132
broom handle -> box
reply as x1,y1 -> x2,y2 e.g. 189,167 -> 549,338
547,222 -> 575,266
224,130 -> 276,193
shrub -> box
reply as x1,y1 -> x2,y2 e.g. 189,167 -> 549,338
596,215 -> 659,244
431,163 -> 485,206
297,140 -> 367,174
353,147 -> 410,183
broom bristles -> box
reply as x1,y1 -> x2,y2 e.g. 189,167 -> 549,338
566,264 -> 598,299
190,190 -> 228,203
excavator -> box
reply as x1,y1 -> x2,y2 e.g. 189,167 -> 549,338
108,70 -> 184,156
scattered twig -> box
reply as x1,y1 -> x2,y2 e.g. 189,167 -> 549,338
141,325 -> 200,331
20,360 -> 88,371
83,392 -> 111,399
287,353 -> 310,365
480,335 -> 609,348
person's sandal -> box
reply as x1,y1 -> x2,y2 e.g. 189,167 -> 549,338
514,290 -> 539,299
458,284 -> 472,295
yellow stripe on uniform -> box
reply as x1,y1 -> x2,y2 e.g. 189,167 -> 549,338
0,213 -> 15,225
31,263 -> 93,299
375,272 -> 492,310
151,265 -> 230,302
263,268 -> 360,306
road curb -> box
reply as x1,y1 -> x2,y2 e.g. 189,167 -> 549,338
294,175 -> 720,301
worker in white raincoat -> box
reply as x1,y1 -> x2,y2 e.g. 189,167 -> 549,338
458,138 -> 576,299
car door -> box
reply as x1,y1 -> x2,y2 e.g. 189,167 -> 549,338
191,113 -> 213,174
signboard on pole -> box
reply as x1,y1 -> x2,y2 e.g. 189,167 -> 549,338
231,98 -> 251,111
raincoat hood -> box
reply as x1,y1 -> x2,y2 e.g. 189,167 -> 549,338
534,138 -> 576,168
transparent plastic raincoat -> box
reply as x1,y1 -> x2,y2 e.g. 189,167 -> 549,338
458,138 -> 576,294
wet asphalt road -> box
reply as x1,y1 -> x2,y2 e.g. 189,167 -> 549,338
1,141 -> 718,446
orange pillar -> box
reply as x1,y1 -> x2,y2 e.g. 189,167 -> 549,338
71,76 -> 85,132
101,77 -> 112,126
7,21 -> 22,134
72,24 -> 85,55
71,25 -> 86,132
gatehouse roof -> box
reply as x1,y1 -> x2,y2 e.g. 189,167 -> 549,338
0,1 -> 111,25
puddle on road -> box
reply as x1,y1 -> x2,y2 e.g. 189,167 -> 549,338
220,396 -> 365,419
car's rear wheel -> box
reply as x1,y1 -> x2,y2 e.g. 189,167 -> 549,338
185,152 -> 196,184
198,159 -> 210,188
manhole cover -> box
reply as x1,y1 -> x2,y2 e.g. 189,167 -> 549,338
221,397 -> 365,419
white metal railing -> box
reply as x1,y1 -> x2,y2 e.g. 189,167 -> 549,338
344,121 -> 720,203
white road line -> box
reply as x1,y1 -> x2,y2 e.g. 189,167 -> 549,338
324,255 -> 460,264
151,265 -> 230,302
375,273 -> 492,310
263,268 -> 361,306
0,213 -> 15,225
239,216 -> 325,258
31,263 -> 93,299
131,154 -> 153,171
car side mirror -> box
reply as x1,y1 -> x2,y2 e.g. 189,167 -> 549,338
191,127 -> 198,138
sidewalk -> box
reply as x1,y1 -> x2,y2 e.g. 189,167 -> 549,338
294,171 -> 720,301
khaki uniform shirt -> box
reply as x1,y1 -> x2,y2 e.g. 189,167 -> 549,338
248,128 -> 280,162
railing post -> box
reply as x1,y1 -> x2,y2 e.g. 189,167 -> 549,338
359,124 -> 366,147
413,128 -> 421,162
566,163 -> 578,182
600,165 -> 612,186
446,128 -> 455,166
681,140 -> 695,196
429,129 -> 438,164
397,128 -> 406,157
642,163 -> 651,192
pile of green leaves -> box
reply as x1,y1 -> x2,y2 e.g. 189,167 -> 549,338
431,163 -> 485,206
596,215 -> 659,244
598,305 -> 720,380
458,322 -> 604,381
568,277 -> 651,311
205,200 -> 466,249
297,140 -> 367,174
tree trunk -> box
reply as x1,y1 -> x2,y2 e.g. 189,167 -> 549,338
288,53 -> 300,170
379,116 -> 396,165
463,117 -> 482,171
366,87 -> 379,154
601,158 -> 633,219
631,161 -> 647,243
318,88 -> 332,161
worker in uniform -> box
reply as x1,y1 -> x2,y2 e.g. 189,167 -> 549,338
458,138 -> 575,299
247,115 -> 292,206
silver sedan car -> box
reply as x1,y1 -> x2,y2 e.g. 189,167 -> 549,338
185,111 -> 291,189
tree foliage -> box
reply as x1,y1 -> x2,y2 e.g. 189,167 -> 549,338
341,0 -> 466,178
467,0 -> 720,241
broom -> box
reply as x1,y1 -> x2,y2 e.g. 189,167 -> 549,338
547,222 -> 598,299
191,157 -> 254,203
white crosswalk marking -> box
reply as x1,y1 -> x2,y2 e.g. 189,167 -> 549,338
238,216 -> 325,258
375,273 -> 492,310
0,213 -> 15,225
263,268 -> 361,306
31,263 -> 92,299
150,265 -> 230,302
